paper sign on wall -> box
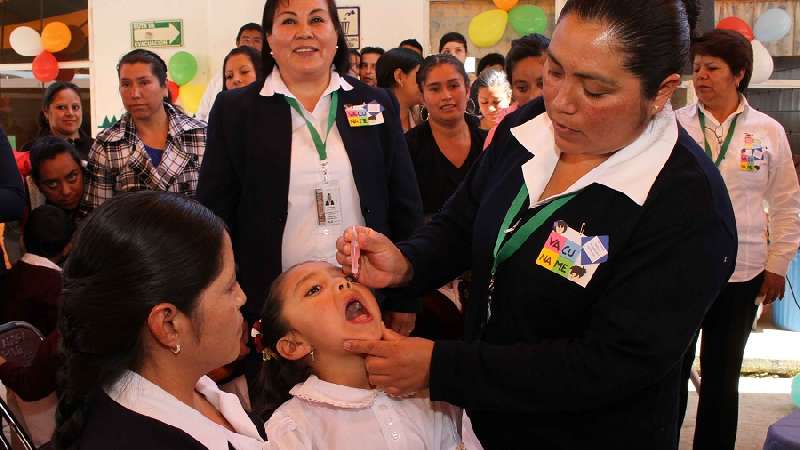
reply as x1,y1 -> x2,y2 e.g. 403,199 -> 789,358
337,7 -> 360,49
131,20 -> 184,48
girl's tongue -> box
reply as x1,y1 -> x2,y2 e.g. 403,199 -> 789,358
345,300 -> 372,323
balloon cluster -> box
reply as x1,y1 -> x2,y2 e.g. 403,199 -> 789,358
468,0 -> 547,48
166,51 -> 205,114
10,22 -> 74,82
716,8 -> 792,85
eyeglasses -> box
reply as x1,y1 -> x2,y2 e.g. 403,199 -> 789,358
703,125 -> 724,146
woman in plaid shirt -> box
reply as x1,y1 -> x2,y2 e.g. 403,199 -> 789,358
80,50 -> 207,216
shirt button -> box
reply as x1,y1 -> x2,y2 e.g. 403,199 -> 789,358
392,432 -> 400,440
386,418 -> 393,426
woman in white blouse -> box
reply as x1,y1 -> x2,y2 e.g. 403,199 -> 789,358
55,191 -> 265,450
676,29 -> 800,449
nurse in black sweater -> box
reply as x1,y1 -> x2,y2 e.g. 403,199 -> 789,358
337,0 -> 737,449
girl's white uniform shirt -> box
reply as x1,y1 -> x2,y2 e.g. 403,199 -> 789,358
259,67 -> 366,270
265,375 -> 464,449
107,370 -> 266,450
677,98 -> 800,282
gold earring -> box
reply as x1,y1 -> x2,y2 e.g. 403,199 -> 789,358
171,343 -> 181,355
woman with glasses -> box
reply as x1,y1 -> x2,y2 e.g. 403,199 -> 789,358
676,29 -> 800,450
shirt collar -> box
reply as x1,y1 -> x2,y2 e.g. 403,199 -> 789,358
107,371 -> 264,448
260,66 -> 353,99
20,253 -> 62,272
691,94 -> 749,127
511,104 -> 679,207
290,375 -> 378,409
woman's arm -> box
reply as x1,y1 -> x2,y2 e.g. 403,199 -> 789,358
80,140 -> 114,216
0,128 -> 25,222
763,126 -> 800,278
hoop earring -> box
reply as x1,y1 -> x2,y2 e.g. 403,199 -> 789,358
171,343 -> 181,355
420,106 -> 429,122
466,98 -> 479,116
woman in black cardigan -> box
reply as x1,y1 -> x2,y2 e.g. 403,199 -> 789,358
196,0 -> 423,336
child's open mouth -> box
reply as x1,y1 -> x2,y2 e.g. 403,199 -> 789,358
345,299 -> 372,323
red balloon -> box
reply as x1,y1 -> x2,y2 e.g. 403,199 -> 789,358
32,51 -> 59,82
167,80 -> 180,103
717,16 -> 754,41
56,68 -> 75,81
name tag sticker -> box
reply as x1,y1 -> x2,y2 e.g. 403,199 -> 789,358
345,101 -> 385,127
535,220 -> 609,288
740,133 -> 766,172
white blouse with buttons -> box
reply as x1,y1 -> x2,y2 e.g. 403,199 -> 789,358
677,98 -> 800,282
260,67 -> 366,271
264,375 -> 464,450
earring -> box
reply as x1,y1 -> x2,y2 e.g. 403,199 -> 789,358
420,106 -> 429,122
171,343 -> 181,355
310,349 -> 316,362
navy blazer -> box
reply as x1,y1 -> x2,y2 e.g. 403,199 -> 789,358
196,76 -> 423,322
396,98 -> 738,449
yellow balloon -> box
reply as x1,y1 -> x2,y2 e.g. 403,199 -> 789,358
468,9 -> 508,48
179,82 -> 206,115
41,22 -> 72,53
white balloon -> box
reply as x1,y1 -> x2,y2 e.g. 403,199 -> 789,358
9,26 -> 42,57
754,8 -> 792,43
750,40 -> 774,85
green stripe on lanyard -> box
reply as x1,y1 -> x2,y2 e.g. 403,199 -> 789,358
285,91 -> 340,161
491,184 -> 577,276
698,107 -> 738,168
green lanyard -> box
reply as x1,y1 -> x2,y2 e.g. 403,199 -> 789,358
284,91 -> 340,161
698,107 -> 738,168
485,184 -> 576,323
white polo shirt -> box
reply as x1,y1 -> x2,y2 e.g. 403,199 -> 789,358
260,67 -> 366,270
677,98 -> 800,282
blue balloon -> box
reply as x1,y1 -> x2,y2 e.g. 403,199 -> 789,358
793,374 -> 800,408
754,8 -> 792,43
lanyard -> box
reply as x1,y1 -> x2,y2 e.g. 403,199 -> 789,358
285,91 -> 339,162
698,108 -> 738,168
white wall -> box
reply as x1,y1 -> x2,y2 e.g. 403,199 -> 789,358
88,0 -> 429,132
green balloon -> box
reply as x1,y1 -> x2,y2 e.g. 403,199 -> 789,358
509,5 -> 548,35
168,51 -> 198,86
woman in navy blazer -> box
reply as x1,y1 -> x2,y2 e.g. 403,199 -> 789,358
196,0 -> 423,334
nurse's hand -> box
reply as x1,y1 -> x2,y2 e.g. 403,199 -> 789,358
344,327 -> 433,396
336,226 -> 413,289
759,271 -> 785,305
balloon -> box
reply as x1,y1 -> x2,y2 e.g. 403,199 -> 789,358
493,0 -> 518,12
56,69 -> 75,82
792,374 -> 800,408
168,51 -> 199,86
509,5 -> 548,35
9,26 -> 43,57
750,40 -> 774,85
178,82 -> 205,114
468,9 -> 508,48
716,16 -> 754,41
32,52 -> 59,82
41,22 -> 72,53
167,80 -> 180,103
754,8 -> 792,43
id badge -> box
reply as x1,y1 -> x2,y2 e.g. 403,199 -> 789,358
314,181 -> 343,227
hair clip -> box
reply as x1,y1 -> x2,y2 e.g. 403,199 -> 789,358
262,348 -> 280,361
252,320 -> 280,361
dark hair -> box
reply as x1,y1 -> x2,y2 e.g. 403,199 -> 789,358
439,32 -> 468,53
252,271 -> 313,422
55,192 -> 226,450
23,205 -> 74,258
399,38 -> 423,54
38,82 -> 82,137
236,22 -> 264,44
360,46 -> 385,58
477,53 -> 505,75
692,29 -> 753,93
348,48 -> 360,57
222,46 -> 265,91
417,54 -> 469,92
505,33 -> 550,83
29,136 -> 82,184
116,49 -> 171,104
559,0 -> 699,99
262,0 -> 351,76
376,48 -> 423,89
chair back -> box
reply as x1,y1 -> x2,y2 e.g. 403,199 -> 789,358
0,322 -> 43,368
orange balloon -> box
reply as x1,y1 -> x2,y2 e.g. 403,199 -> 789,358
41,22 -> 72,53
493,0 -> 519,11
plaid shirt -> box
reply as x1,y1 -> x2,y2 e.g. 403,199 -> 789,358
81,103 -> 207,215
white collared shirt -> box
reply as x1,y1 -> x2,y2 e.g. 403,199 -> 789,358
107,371 -> 265,450
511,104 -> 679,209
20,253 -> 62,273
260,67 -> 366,270
265,375 -> 464,450
677,98 -> 800,281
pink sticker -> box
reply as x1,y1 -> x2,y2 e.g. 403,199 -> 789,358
351,226 -> 360,276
